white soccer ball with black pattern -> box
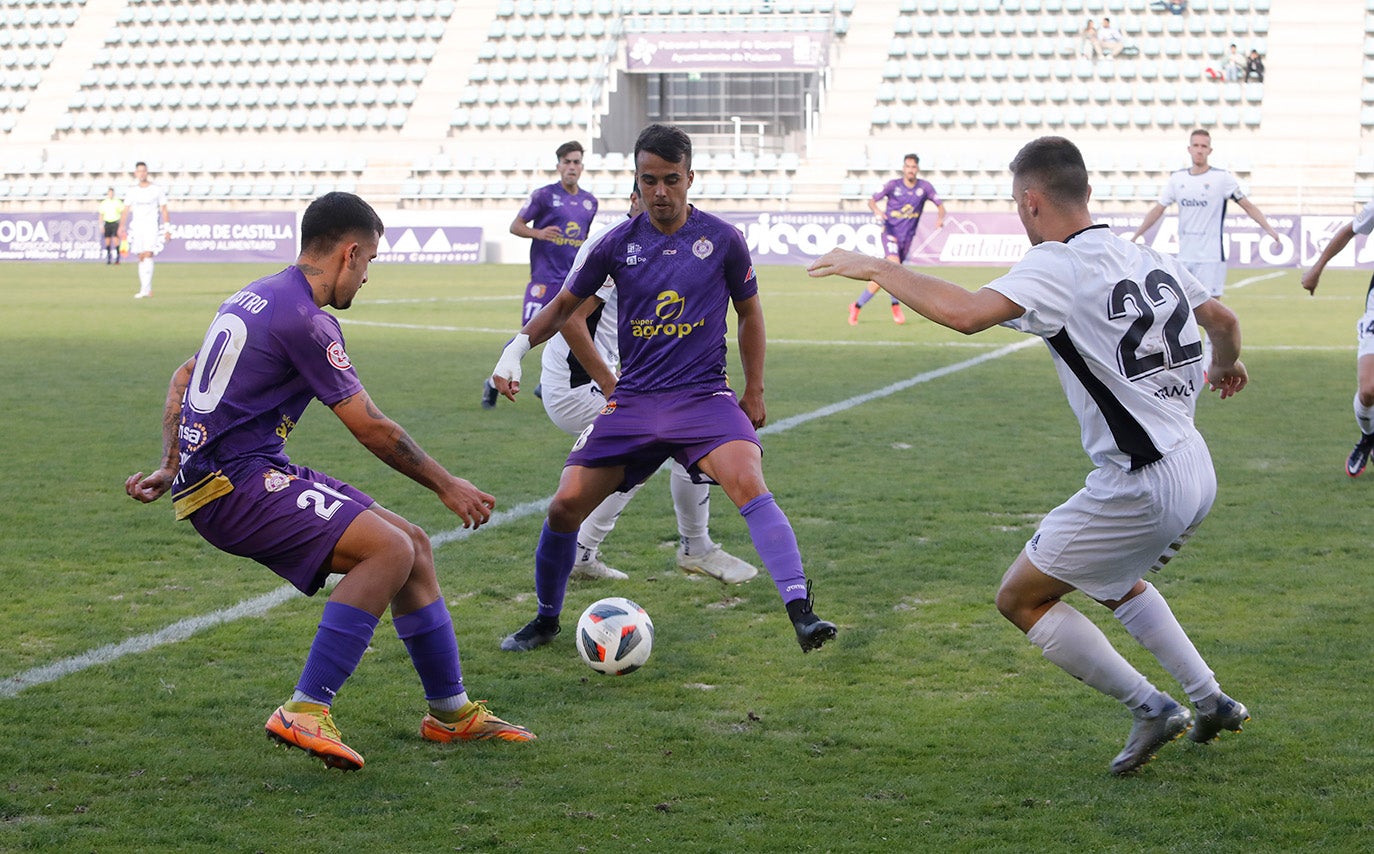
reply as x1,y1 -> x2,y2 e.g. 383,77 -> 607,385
575,596 -> 654,676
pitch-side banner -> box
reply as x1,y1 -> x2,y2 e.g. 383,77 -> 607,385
625,31 -> 830,72
0,211 -> 296,262
717,211 -> 1310,268
376,219 -> 483,264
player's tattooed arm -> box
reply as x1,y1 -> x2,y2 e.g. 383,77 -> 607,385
330,387 -> 495,527
126,356 -> 194,503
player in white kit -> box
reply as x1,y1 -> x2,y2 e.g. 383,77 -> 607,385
1130,130 -> 1282,365
810,136 -> 1251,775
1300,198 -> 1374,476
540,191 -> 758,584
118,161 -> 171,299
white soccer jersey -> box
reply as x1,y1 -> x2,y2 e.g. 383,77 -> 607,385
540,280 -> 618,391
1157,167 -> 1246,263
123,181 -> 167,229
985,225 -> 1212,471
1352,198 -> 1374,237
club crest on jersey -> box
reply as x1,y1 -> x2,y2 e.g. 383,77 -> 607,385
326,341 -> 351,370
692,237 -> 714,259
582,199 -> 594,210
530,284 -> 547,299
599,401 -> 617,416
263,470 -> 296,493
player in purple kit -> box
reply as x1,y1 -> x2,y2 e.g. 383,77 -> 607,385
481,140 -> 600,409
126,192 -> 534,772
488,123 -> 837,655
849,153 -> 947,325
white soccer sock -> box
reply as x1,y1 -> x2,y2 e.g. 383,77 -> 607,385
427,691 -> 470,714
1026,601 -> 1159,711
1354,393 -> 1374,436
1113,582 -> 1219,705
575,483 -> 639,557
138,257 -> 154,294
669,461 -> 714,554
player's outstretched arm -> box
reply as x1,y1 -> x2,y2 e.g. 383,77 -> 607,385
808,249 -> 1022,334
1301,222 -> 1356,295
126,356 -> 195,503
331,389 -> 495,528
1235,197 -> 1283,252
1130,203 -> 1167,242
1195,299 -> 1248,399
491,288 -> 586,400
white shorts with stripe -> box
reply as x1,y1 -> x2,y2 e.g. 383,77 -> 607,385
541,380 -> 607,436
1022,434 -> 1216,601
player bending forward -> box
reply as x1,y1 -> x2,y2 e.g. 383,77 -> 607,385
127,192 -> 533,771
810,136 -> 1250,775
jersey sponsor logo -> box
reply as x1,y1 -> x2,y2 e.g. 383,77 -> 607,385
1179,198 -> 1209,207
263,469 -> 296,493
178,421 -> 208,450
692,237 -> 714,259
563,221 -> 584,239
655,290 -> 685,321
326,340 -> 351,370
275,413 -> 296,441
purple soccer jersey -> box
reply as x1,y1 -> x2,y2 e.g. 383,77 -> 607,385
517,181 -> 599,299
872,177 -> 941,260
173,266 -> 364,498
562,206 -> 757,395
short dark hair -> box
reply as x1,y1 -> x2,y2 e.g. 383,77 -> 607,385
904,153 -> 920,165
555,140 -> 584,160
1190,128 -> 1211,141
1008,136 -> 1089,206
300,192 -> 384,255
634,123 -> 692,170
135,161 -> 147,169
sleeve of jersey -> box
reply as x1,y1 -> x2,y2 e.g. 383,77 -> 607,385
724,227 -> 759,301
283,311 -> 365,407
925,181 -> 943,206
1226,173 -> 1248,201
1352,200 -> 1374,236
564,223 -> 618,298
870,181 -> 890,203
983,248 -> 1072,337
1156,176 -> 1176,206
516,191 -> 541,224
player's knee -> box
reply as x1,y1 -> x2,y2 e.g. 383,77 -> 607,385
546,497 -> 584,532
1359,386 -> 1374,408
994,584 -> 1023,624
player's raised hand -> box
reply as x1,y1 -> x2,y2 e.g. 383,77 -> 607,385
807,249 -> 878,282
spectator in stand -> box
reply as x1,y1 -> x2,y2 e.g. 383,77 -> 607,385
1223,44 -> 1244,82
1080,19 -> 1102,59
1245,50 -> 1265,83
1098,17 -> 1124,58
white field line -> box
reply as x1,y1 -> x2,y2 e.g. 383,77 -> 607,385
0,336 -> 1154,696
1227,270 -> 1288,290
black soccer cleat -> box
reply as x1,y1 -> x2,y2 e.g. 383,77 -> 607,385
500,616 -> 561,652
1347,433 -> 1374,477
785,580 -> 837,653
481,379 -> 499,410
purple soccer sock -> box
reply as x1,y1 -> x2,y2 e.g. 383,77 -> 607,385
535,521 -> 579,618
294,600 -> 379,705
740,492 -> 808,604
854,289 -> 876,308
394,597 -> 464,702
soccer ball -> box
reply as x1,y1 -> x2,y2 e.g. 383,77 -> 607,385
575,596 -> 654,676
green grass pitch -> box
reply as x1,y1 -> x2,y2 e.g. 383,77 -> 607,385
0,259 -> 1371,851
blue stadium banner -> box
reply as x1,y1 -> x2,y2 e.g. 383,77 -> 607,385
0,211 -> 296,263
